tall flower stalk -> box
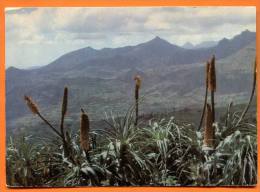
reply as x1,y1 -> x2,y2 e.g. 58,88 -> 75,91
80,109 -> 90,153
24,96 -> 62,138
60,87 -> 68,139
203,103 -> 214,148
198,61 -> 210,131
60,87 -> 69,156
24,88 -> 75,164
134,75 -> 141,126
208,55 -> 216,122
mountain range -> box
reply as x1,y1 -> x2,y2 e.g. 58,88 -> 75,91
6,30 -> 256,133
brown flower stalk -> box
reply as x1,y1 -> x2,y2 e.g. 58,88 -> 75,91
24,95 -> 62,138
206,61 -> 210,89
80,110 -> 90,152
62,87 -> 68,118
24,96 -> 40,115
59,87 -> 71,158
198,61 -> 210,131
24,90 -> 77,165
203,103 -> 215,148
134,75 -> 141,126
208,55 -> 216,92
208,55 -> 216,122
60,87 -> 68,139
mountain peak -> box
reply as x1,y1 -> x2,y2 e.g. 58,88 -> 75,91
219,37 -> 229,43
154,36 -> 163,40
6,66 -> 20,72
241,29 -> 251,34
143,36 -> 174,48
182,42 -> 194,49
85,46 -> 96,51
150,36 -> 169,43
235,29 -> 255,39
6,66 -> 26,76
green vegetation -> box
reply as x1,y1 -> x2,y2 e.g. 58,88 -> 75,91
6,56 -> 257,187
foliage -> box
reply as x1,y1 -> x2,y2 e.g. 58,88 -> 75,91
6,56 -> 257,187
6,103 -> 257,186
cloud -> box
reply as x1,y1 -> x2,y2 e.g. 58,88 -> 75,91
5,7 -> 256,68
6,7 -> 256,42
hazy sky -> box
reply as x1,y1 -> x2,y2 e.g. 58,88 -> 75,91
5,7 -> 256,69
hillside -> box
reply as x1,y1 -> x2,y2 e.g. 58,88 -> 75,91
5,30 -> 256,133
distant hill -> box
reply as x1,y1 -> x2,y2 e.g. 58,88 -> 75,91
26,30 -> 255,75
5,30 -> 256,133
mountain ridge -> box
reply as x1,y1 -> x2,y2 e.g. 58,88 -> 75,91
5,30 -> 256,132
6,30 -> 255,72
